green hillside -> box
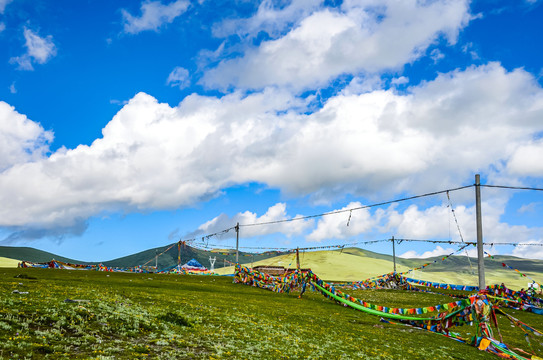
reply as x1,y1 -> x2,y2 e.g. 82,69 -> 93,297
3,243 -> 543,289
0,244 -> 280,270
0,246 -> 84,264
214,249 -> 412,281
216,247 -> 543,290
101,244 -> 282,270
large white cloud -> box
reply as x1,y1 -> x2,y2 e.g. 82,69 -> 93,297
202,0 -> 471,91
0,88 -> 299,229
1,63 -> 543,236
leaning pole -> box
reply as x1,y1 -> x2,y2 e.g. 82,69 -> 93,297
475,174 -> 485,290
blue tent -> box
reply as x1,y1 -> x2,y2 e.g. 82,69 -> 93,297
182,259 -> 206,269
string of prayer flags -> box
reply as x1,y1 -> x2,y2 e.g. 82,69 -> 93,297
405,277 -> 479,292
485,251 -> 542,289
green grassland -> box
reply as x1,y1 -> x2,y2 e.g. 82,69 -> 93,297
2,268 -> 543,359
214,248 -> 543,290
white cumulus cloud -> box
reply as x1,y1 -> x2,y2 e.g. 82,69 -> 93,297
302,194 -> 543,246
0,0 -> 12,13
507,140 -> 543,177
1,63 -> 543,238
213,0 -> 323,40
167,66 -> 190,89
512,240 -> 543,259
10,28 -> 57,71
191,203 -> 314,240
203,0 -> 471,91
122,0 -> 189,34
0,102 -> 53,171
306,202 -> 384,242
399,246 -> 456,259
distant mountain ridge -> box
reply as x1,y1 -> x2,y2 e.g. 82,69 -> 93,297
0,246 -> 84,265
3,244 -> 543,285
0,244 -> 281,270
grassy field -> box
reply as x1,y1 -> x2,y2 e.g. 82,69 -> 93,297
1,268 -> 543,359
214,250 -> 543,290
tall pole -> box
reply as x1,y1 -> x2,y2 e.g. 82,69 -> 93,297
296,247 -> 300,270
235,222 -> 240,263
155,249 -> 158,271
392,236 -> 396,272
475,174 -> 485,290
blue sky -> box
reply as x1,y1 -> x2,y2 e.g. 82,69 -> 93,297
1,0 -> 543,262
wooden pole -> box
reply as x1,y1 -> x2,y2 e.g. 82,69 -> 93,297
296,247 -> 300,270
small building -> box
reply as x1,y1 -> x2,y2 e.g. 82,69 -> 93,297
253,265 -> 286,275
253,265 -> 310,275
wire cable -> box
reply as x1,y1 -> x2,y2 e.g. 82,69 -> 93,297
240,185 -> 474,227
446,191 -> 474,274
480,184 -> 543,191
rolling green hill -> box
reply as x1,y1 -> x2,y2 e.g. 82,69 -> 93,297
0,246 -> 84,265
100,244 -> 284,270
215,247 -> 543,290
3,243 -> 543,289
0,244 -> 281,270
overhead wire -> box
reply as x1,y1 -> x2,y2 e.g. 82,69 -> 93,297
239,185 -> 474,227
147,181 -> 543,266
480,184 -> 543,191
446,191 -> 474,274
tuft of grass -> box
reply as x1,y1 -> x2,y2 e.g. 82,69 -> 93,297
157,311 -> 192,327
